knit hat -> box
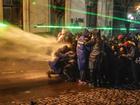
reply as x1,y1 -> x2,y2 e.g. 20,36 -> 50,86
117,34 -> 123,40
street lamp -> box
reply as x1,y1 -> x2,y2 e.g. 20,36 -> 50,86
130,16 -> 134,20
127,13 -> 135,33
127,13 -> 134,20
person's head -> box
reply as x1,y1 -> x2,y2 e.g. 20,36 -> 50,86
61,28 -> 67,34
111,45 -> 117,51
82,29 -> 90,37
101,35 -> 107,41
117,34 -> 124,41
119,46 -> 126,54
91,29 -> 101,40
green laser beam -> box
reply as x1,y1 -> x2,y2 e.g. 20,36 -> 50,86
34,25 -> 86,29
0,22 -> 8,28
34,25 -> 137,31
48,4 -> 140,24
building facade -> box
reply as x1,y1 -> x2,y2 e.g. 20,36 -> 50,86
0,0 -> 114,36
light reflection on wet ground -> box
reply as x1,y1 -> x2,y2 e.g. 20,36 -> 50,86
0,81 -> 90,104
0,81 -> 140,105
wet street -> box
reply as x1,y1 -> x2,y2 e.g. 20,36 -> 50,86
0,82 -> 88,105
0,58 -> 140,105
0,81 -> 140,105
1,0 -> 140,103
0,51 -> 139,105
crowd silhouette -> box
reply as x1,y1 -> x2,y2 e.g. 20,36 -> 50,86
48,29 -> 140,89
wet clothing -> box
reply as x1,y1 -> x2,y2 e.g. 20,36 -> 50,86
48,54 -> 66,74
48,44 -> 78,81
76,31 -> 91,81
76,36 -> 90,71
48,46 -> 71,74
63,51 -> 77,81
57,32 -> 73,43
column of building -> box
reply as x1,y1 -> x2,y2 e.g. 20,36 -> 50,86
23,0 -> 30,31
86,0 -> 97,27
65,0 -> 71,26
97,0 -> 113,36
0,0 -> 3,21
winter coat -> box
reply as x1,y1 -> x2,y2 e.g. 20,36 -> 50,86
76,35 -> 91,71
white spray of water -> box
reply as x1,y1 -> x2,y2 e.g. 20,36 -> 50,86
0,25 -> 67,61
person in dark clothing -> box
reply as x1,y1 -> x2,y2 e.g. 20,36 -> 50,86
123,41 -> 139,87
114,45 -> 128,87
63,50 -> 77,82
88,30 -> 104,87
47,45 -> 71,78
101,42 -> 114,87
76,29 -> 91,85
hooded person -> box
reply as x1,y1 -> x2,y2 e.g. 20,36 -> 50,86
76,29 -> 91,84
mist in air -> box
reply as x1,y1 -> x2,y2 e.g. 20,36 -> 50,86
0,25 -> 66,61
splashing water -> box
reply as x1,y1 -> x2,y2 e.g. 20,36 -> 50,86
0,25 -> 67,61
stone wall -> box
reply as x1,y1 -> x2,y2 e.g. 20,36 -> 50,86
70,0 -> 86,27
29,0 -> 50,33
23,0 -> 87,33
0,0 -> 114,35
23,0 -> 30,31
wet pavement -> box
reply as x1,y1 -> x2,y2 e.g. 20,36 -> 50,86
0,58 -> 50,89
0,81 -> 140,105
0,59 -> 140,105
0,82 -> 88,105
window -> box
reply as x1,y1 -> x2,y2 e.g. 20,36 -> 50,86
3,0 -> 23,28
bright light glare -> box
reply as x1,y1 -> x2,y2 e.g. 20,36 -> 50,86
136,6 -> 140,10
127,14 -> 134,20
128,14 -> 132,18
130,16 -> 134,20
0,22 -> 8,28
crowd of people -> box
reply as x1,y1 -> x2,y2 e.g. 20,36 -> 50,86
48,28 -> 140,88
